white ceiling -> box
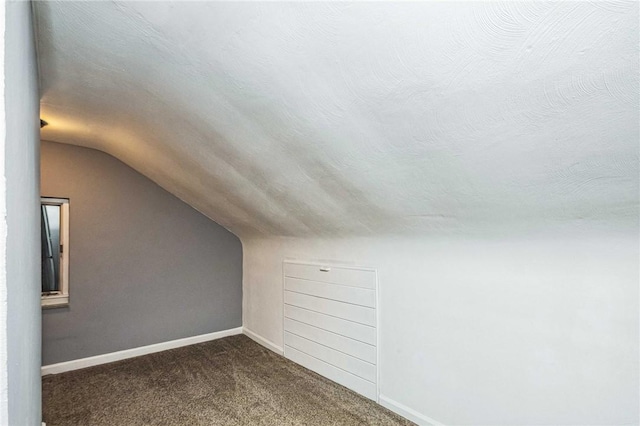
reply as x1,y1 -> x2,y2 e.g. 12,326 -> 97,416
35,1 -> 638,238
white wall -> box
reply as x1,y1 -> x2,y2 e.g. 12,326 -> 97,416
4,0 -> 42,424
0,1 -> 7,422
243,232 -> 639,425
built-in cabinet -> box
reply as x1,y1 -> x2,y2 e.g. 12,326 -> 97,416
283,261 -> 378,400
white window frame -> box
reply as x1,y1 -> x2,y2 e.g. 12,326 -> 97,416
41,197 -> 70,308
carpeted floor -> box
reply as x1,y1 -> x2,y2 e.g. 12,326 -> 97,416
43,334 -> 413,425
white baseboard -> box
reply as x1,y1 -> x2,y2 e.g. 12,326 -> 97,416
41,327 -> 243,376
242,327 -> 284,355
379,395 -> 444,426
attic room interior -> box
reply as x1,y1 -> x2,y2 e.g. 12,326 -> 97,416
1,1 -> 638,425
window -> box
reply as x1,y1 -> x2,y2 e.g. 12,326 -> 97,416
41,197 -> 69,308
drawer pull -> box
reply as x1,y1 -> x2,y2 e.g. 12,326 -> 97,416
319,267 -> 330,272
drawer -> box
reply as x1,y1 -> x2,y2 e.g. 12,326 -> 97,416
284,262 -> 376,289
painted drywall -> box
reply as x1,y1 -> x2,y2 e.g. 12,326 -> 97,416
33,2 -> 638,238
5,0 -> 42,424
41,141 -> 242,365
0,1 -> 7,422
243,234 -> 639,425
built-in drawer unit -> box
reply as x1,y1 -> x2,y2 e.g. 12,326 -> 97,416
283,261 -> 378,401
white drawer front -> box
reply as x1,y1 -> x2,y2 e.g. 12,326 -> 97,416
284,262 -> 376,289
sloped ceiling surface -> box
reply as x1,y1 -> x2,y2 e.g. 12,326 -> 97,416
35,1 -> 638,238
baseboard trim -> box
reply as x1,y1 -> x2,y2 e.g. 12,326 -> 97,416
41,327 -> 243,376
242,327 -> 284,355
379,395 -> 444,426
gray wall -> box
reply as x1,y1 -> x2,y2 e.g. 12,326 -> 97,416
5,1 -> 42,424
41,141 -> 242,365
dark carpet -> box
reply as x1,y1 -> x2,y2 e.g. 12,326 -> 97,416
43,334 -> 413,425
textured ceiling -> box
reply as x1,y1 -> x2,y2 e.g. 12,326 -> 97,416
35,1 -> 638,238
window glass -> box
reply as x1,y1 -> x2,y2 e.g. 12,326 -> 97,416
41,197 -> 69,307
41,204 -> 61,293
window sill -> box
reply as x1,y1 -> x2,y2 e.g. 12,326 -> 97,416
42,294 -> 69,309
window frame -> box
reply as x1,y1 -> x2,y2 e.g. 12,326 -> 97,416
41,197 -> 70,308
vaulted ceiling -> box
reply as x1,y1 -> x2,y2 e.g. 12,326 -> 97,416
35,1 -> 638,238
